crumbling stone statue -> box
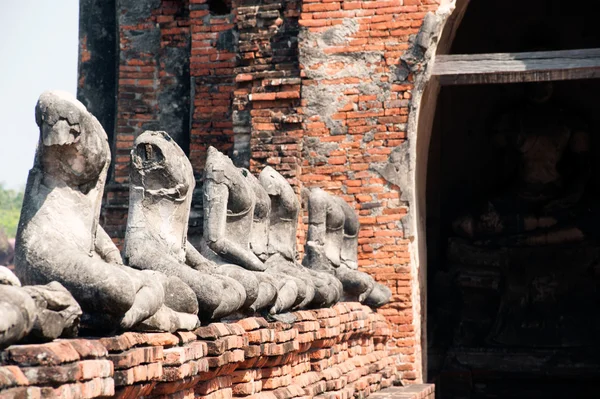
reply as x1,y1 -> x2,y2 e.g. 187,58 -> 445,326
199,147 -> 281,314
303,188 -> 392,307
259,166 -> 343,308
244,170 -> 304,313
15,91 -> 197,333
0,266 -> 81,348
124,131 -> 246,320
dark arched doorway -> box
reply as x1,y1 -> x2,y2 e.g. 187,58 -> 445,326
424,0 -> 600,397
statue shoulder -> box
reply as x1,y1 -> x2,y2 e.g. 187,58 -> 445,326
204,163 -> 228,185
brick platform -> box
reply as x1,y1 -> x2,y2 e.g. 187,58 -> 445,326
0,303 -> 424,399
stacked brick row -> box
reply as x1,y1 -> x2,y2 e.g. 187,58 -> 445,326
295,0 -> 440,383
0,303 -> 431,399
188,0 -> 238,177
0,340 -> 113,398
234,0 -> 304,186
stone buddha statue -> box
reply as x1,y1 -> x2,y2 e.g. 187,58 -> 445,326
199,147 -> 279,314
447,82 -> 597,348
0,266 -> 81,348
259,166 -> 343,308
124,131 -> 247,321
303,188 -> 392,307
15,91 -> 197,333
243,170 -> 304,313
453,82 -> 591,246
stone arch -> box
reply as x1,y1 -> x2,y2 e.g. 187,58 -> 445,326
402,0 -> 469,380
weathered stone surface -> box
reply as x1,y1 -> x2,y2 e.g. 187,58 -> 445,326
162,358 -> 209,381
0,267 -> 80,348
163,342 -> 207,366
21,359 -> 112,385
245,171 -> 303,314
98,332 -> 178,352
2,341 -> 80,367
64,340 -> 107,360
21,282 -> 82,342
0,267 -> 20,287
303,189 -> 391,308
199,147 -> 277,314
125,131 -> 246,322
205,336 -> 247,356
113,362 -> 162,386
14,91 -> 192,334
0,285 -> 37,348
259,166 -> 343,309
108,346 -> 163,370
0,366 -> 28,389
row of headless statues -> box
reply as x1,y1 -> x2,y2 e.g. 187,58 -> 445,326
0,91 -> 391,347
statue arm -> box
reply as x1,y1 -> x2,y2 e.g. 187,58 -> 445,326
306,190 -> 328,245
204,180 -> 266,272
95,225 -> 123,264
185,242 -> 213,272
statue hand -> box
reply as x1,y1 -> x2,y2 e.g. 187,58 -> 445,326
106,250 -> 124,265
543,196 -> 578,214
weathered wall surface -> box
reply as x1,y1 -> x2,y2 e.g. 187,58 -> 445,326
0,304 -> 433,399
77,0 -> 449,383
296,0 -> 441,383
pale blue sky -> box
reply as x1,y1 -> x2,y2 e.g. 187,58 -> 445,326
0,0 -> 79,190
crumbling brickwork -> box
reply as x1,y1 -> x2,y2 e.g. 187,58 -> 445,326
78,0 -> 444,383
189,0 -> 237,176
296,0 -> 440,383
0,304 -> 435,399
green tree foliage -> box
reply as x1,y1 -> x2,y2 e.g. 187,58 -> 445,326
0,183 -> 24,238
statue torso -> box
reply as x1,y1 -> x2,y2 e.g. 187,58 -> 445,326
504,105 -> 572,202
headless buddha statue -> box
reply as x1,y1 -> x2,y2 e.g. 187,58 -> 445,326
259,167 -> 343,308
453,82 -> 591,246
16,91 -> 197,333
303,188 -> 391,307
199,147 -> 280,314
124,131 -> 246,321
244,170 -> 305,313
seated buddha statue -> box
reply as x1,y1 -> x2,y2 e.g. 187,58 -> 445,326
258,166 -> 343,308
124,131 -> 246,321
453,82 -> 591,247
449,82 -> 597,348
199,147 -> 281,314
15,91 -> 197,333
303,188 -> 391,307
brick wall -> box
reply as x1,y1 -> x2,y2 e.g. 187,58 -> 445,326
78,0 -> 445,383
189,0 -> 237,177
1,304 -> 439,399
297,0 -> 439,383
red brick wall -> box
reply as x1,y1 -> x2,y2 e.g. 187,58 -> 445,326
189,0 -> 237,176
294,0 -> 441,383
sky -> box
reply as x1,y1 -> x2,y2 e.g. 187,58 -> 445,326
0,1 -> 79,190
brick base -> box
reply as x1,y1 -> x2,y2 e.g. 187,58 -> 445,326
0,303 -> 428,399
